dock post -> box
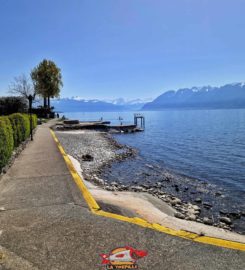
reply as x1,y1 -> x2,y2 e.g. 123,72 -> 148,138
134,114 -> 145,130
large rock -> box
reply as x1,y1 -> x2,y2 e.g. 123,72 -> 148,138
170,198 -> 181,206
219,217 -> 232,225
203,217 -> 213,225
174,212 -> 185,219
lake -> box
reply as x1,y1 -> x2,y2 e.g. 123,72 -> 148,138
63,109 -> 245,232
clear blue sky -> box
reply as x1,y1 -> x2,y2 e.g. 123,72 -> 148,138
0,0 -> 245,100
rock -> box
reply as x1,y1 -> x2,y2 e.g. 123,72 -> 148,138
187,214 -> 196,221
156,190 -> 165,195
194,198 -> 202,203
228,212 -> 241,219
170,198 -> 181,205
174,212 -> 185,219
219,223 -> 230,230
141,184 -> 150,189
219,209 -> 228,215
187,208 -> 196,215
93,176 -> 104,185
111,181 -> 118,186
174,184 -> 179,192
219,217 -> 232,225
215,191 -> 222,196
156,182 -> 162,187
203,202 -> 213,209
131,186 -> 145,192
118,185 -> 128,191
192,205 -> 201,211
82,154 -> 94,161
203,217 -> 213,225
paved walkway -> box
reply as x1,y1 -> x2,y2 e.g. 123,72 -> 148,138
0,122 -> 244,270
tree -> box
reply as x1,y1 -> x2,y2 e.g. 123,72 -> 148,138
9,74 -> 36,100
8,74 -> 37,140
31,59 -> 63,109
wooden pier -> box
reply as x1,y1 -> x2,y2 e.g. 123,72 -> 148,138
57,114 -> 145,133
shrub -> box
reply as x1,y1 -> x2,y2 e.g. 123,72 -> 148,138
0,117 -> 14,170
0,113 -> 37,171
31,114 -> 37,129
0,96 -> 27,115
8,113 -> 23,147
8,113 -> 28,146
22,114 -> 30,139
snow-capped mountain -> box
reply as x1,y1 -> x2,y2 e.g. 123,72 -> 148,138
107,98 -> 152,106
43,97 -> 150,112
143,83 -> 245,110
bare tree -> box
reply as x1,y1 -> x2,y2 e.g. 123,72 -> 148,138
9,74 -> 36,99
9,74 -> 37,141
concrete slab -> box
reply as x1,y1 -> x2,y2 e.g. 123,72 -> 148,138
0,175 -> 74,210
0,205 -> 244,270
4,159 -> 69,179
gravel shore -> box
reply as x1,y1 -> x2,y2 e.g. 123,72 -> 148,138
55,130 -> 244,234
55,130 -> 136,180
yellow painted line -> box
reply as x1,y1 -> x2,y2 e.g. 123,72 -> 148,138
50,129 -> 245,252
50,130 -> 100,211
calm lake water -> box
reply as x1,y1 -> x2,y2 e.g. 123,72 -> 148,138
64,109 -> 245,231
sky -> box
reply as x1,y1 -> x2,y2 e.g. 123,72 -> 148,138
0,0 -> 245,100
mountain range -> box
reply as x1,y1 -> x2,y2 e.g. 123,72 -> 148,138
37,83 -> 245,112
143,83 -> 245,110
49,97 -> 149,112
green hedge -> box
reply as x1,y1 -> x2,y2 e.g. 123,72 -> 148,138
31,114 -> 37,129
0,117 -> 14,170
0,113 -> 37,170
8,113 -> 26,147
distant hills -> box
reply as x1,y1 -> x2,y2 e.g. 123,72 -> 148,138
35,83 -> 245,112
49,97 -> 149,112
143,83 -> 245,110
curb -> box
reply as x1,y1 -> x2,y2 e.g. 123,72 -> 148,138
50,129 -> 245,251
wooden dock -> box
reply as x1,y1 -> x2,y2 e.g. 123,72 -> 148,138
57,115 -> 145,133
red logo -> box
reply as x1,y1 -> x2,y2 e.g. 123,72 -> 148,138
100,246 -> 148,269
